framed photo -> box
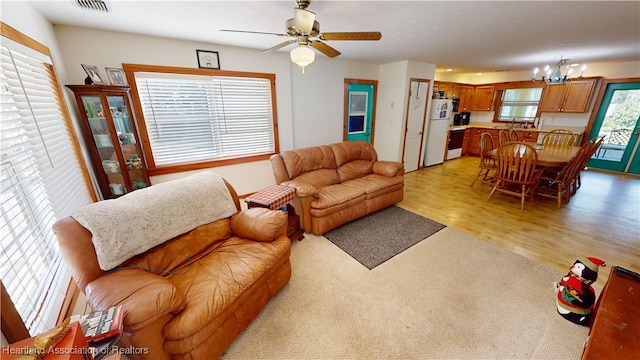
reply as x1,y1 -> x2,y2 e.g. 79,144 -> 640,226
81,64 -> 105,84
105,67 -> 127,86
196,49 -> 220,69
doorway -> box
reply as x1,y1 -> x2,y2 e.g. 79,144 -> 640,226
344,79 -> 377,143
587,81 -> 640,174
402,79 -> 430,172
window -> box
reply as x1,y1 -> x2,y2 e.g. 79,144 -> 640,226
124,65 -> 278,175
1,24 -> 92,338
498,87 -> 543,122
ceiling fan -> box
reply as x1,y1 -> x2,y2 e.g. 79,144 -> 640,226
221,0 -> 382,72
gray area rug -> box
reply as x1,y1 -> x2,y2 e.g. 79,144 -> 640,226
323,205 -> 446,269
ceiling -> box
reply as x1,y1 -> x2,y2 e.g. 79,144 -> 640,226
27,0 -> 640,75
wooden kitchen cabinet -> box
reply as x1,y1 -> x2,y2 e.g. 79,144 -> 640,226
517,130 -> 539,143
67,85 -> 150,199
459,85 -> 475,111
434,81 -> 462,99
472,85 -> 495,111
538,78 -> 598,113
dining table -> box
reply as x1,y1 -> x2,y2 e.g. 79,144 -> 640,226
487,144 -> 581,168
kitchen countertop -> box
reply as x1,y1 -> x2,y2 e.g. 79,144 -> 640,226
448,123 -> 584,134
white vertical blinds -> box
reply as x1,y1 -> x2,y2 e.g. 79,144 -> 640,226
0,43 -> 91,335
134,73 -> 275,166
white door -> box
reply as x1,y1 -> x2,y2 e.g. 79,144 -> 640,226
403,80 -> 429,172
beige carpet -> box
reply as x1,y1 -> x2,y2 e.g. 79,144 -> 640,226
221,227 -> 596,359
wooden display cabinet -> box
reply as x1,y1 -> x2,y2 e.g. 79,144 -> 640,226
67,85 -> 150,199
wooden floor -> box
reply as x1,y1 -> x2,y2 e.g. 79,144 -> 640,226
398,156 -> 640,287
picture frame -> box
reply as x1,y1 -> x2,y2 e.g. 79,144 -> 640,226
81,64 -> 105,84
105,67 -> 127,86
196,49 -> 220,69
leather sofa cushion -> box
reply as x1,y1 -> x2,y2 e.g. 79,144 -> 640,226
342,174 -> 404,198
337,159 -> 374,182
163,236 -> 290,340
292,168 -> 340,189
311,183 -> 365,209
280,145 -> 336,179
331,141 -> 377,166
123,219 -> 232,273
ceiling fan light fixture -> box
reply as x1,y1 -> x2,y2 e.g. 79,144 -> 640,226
290,45 -> 315,72
294,8 -> 315,33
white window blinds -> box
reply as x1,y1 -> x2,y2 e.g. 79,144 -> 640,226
499,88 -> 543,122
134,73 -> 275,166
1,40 -> 91,335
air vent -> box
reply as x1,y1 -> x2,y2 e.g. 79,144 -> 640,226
493,69 -> 510,72
75,0 -> 109,12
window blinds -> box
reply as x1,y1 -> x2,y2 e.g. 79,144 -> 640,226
134,73 -> 275,166
0,42 -> 91,335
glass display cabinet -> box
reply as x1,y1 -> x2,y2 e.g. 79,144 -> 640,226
66,85 -> 150,199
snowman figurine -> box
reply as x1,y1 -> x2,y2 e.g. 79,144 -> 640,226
554,257 -> 606,326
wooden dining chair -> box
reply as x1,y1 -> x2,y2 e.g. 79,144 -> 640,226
536,143 -> 593,208
488,141 -> 542,210
575,136 -> 605,190
498,130 -> 510,146
509,128 -> 519,142
470,132 -> 497,187
542,129 -> 576,147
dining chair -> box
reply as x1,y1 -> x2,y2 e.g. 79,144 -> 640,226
542,129 -> 576,147
575,136 -> 605,190
509,128 -> 519,142
470,132 -> 496,187
498,130 -> 510,146
488,141 -> 542,210
536,142 -> 593,208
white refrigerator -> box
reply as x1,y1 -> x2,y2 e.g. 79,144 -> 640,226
424,99 -> 453,167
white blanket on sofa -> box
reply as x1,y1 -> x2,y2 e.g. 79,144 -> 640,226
72,172 -> 238,270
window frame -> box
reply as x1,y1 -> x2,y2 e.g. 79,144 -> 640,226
1,21 -> 94,341
493,82 -> 546,124
122,64 -> 280,176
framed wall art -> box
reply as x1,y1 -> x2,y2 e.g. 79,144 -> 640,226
81,64 -> 105,84
196,49 -> 220,69
105,67 -> 127,86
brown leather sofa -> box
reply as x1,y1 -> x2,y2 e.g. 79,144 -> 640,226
270,141 -> 404,234
54,175 -> 291,360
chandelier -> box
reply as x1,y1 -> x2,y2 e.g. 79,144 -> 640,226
532,56 -> 587,84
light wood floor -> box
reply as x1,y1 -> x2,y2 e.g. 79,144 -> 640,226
398,156 -> 640,287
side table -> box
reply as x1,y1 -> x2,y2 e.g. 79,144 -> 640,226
245,184 -> 304,241
581,266 -> 640,359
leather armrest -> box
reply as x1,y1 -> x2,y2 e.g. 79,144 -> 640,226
281,180 -> 318,198
85,268 -> 186,332
373,161 -> 405,177
230,208 -> 287,241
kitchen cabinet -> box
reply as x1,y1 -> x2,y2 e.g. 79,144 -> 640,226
459,85 -> 475,111
434,82 -> 462,99
517,130 -> 538,143
67,85 -> 150,199
472,85 -> 495,111
538,78 -> 598,113
463,128 -> 541,156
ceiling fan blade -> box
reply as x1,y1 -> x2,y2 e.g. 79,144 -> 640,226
319,32 -> 382,41
220,29 -> 289,37
262,39 -> 297,53
310,41 -> 341,58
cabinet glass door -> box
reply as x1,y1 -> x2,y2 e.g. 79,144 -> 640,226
106,95 -> 148,191
82,95 -> 128,197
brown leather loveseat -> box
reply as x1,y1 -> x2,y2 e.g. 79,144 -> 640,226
270,140 -> 404,234
54,172 -> 291,359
